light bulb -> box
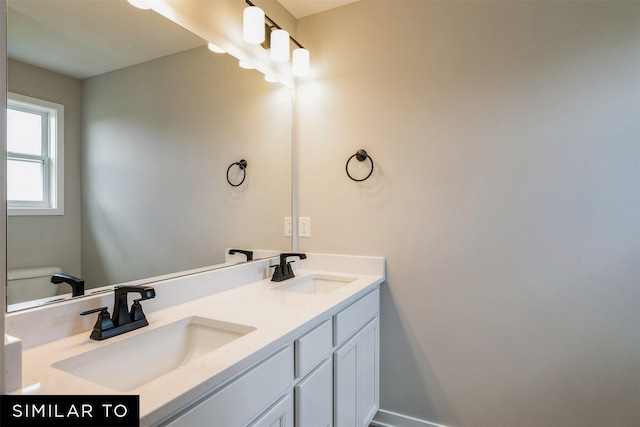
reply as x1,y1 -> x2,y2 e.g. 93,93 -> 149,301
243,6 -> 265,45
270,29 -> 290,63
292,48 -> 310,77
207,43 -> 225,54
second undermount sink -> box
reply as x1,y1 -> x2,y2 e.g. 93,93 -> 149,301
52,316 -> 255,391
273,274 -> 356,295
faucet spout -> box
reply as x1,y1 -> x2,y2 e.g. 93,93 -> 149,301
112,285 -> 156,327
51,273 -> 85,297
228,249 -> 254,262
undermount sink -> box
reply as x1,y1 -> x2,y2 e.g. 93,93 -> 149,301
273,274 -> 356,295
52,316 -> 255,391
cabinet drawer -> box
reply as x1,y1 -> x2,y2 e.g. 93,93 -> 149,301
165,346 -> 293,426
333,288 -> 379,346
295,319 -> 332,379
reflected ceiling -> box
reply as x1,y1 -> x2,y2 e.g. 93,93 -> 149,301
8,0 -> 205,79
277,0 -> 360,18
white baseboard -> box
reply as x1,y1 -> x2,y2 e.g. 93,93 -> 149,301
371,409 -> 449,427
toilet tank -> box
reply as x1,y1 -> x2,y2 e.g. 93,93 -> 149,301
7,266 -> 63,305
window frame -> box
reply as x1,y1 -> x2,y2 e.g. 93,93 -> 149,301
7,92 -> 64,216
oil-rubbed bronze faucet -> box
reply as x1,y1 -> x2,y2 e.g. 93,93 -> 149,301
51,273 -> 85,297
228,249 -> 254,262
80,285 -> 156,340
271,253 -> 307,282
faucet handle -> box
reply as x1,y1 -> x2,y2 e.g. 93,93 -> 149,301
81,307 -> 115,337
130,299 -> 147,322
270,264 -> 282,278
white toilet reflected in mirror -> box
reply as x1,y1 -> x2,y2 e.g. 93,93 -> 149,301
7,266 -> 62,305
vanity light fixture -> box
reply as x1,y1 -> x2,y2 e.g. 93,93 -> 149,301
243,0 -> 310,77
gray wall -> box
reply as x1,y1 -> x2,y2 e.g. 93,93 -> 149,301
297,1 -> 639,426
82,46 -> 292,287
7,59 -> 82,277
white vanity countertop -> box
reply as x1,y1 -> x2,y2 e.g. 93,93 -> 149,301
15,265 -> 384,426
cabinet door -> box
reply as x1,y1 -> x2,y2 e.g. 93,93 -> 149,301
248,394 -> 293,427
359,317 -> 379,426
295,358 -> 333,427
333,316 -> 380,427
333,333 -> 360,427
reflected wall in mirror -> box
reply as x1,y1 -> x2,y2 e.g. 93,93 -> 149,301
6,0 -> 292,312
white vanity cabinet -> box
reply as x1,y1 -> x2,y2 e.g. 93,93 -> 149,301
359,318 -> 380,424
160,286 -> 380,427
294,287 -> 380,427
293,319 -> 334,427
162,346 -> 293,427
248,393 -> 294,427
333,290 -> 380,427
294,358 -> 333,427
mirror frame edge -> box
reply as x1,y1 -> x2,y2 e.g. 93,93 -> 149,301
1,0 -> 9,394
291,89 -> 299,253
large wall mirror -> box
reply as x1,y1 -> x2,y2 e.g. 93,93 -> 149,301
6,0 -> 292,312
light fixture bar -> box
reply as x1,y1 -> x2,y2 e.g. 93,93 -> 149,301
245,0 -> 306,49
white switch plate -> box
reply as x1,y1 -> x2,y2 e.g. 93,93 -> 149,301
299,217 -> 311,237
284,217 -> 292,237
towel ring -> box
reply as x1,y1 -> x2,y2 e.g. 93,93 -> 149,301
346,149 -> 374,182
227,159 -> 247,187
